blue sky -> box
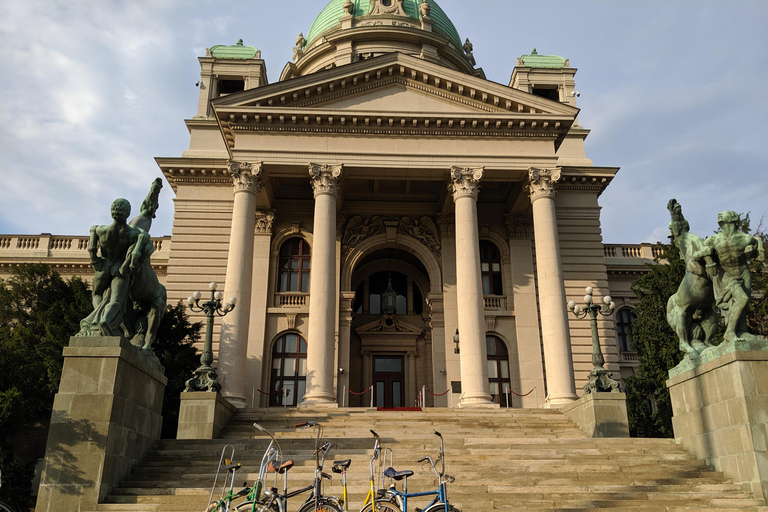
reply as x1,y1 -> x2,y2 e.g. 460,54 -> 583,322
1,0 -> 766,243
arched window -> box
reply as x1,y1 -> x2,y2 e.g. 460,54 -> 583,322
486,335 -> 511,407
480,241 -> 502,295
269,333 -> 307,407
278,238 -> 311,292
615,308 -> 637,353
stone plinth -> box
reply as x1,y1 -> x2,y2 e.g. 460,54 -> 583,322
35,336 -> 167,512
667,344 -> 768,501
562,392 -> 629,438
177,391 -> 237,439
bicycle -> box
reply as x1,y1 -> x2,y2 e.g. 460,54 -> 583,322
334,429 -> 393,512
0,469 -> 17,512
206,446 -> 249,512
233,422 -> 283,512
236,421 -> 342,512
374,431 -> 459,512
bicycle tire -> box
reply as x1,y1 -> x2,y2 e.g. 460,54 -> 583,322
421,503 -> 458,512
295,497 -> 344,512
359,500 -> 402,512
0,500 -> 15,512
234,500 -> 279,512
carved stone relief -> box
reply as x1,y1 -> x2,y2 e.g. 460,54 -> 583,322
254,210 -> 275,234
342,214 -> 441,256
505,213 -> 532,239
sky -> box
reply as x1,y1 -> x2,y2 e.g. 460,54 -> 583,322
1,0 -> 766,244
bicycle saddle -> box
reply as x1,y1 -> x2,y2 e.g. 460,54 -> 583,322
268,459 -> 295,474
221,459 -> 242,472
332,459 -> 351,473
384,467 -> 413,481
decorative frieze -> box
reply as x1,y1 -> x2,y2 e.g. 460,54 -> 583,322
505,213 -> 532,239
528,167 -> 561,201
341,214 -> 441,256
229,161 -> 265,194
449,166 -> 484,201
437,213 -> 455,237
308,163 -> 343,197
254,210 -> 275,234
367,0 -> 407,16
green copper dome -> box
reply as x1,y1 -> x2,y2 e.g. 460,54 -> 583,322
210,39 -> 259,59
306,0 -> 462,48
519,48 -> 566,69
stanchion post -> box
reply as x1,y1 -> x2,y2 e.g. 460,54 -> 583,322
343,385 -> 347,408
370,385 -> 374,408
449,389 -> 453,408
251,387 -> 255,409
422,385 -> 426,408
534,387 -> 538,408
505,386 -> 510,408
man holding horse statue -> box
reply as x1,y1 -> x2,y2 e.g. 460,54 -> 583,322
77,179 -> 167,354
666,199 -> 765,360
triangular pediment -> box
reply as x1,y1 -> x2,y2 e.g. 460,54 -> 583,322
212,53 -> 578,148
355,315 -> 424,336
213,53 -> 578,117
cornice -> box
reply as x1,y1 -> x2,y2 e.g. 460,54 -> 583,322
155,157 -> 231,192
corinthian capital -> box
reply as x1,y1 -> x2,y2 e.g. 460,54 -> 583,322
527,167 -> 561,201
449,166 -> 484,201
309,163 -> 343,197
229,161 -> 265,194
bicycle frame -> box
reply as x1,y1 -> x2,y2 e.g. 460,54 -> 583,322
337,429 -> 382,512
381,431 -> 453,512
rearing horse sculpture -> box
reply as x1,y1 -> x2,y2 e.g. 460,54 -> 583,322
124,178 -> 167,352
665,199 -> 717,357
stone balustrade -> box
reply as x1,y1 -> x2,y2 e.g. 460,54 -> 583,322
0,234 -> 171,259
603,243 -> 660,259
483,295 -> 507,310
275,292 -> 309,307
619,351 -> 639,363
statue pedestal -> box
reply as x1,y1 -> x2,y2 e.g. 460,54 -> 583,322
177,391 -> 236,439
35,336 -> 167,512
562,392 -> 629,437
667,344 -> 768,501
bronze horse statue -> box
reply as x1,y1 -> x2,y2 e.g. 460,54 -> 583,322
665,199 -> 717,357
124,178 -> 167,352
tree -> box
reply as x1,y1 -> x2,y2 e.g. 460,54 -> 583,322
0,264 -> 200,508
153,301 -> 201,439
624,242 -> 683,438
0,264 -> 92,510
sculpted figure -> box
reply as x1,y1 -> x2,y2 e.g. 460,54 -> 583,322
78,179 -> 167,353
696,210 -> 765,343
80,199 -> 147,338
665,199 -> 718,357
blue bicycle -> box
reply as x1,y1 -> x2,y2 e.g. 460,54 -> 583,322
369,431 -> 459,512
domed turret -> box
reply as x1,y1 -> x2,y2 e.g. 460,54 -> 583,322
281,0 -> 479,80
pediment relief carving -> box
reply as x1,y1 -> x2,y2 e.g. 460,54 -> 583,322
356,315 -> 424,336
342,214 -> 440,256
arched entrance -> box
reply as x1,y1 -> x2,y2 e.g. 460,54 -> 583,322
344,246 -> 433,407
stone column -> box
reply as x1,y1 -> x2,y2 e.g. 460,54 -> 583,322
218,162 -> 265,407
302,163 -> 342,407
449,166 -> 495,408
528,168 -> 578,407
407,351 -> 417,407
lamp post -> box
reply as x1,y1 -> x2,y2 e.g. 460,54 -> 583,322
184,282 -> 236,392
567,286 -> 620,394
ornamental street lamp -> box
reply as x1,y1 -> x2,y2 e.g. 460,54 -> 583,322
567,286 -> 620,394
184,282 -> 236,392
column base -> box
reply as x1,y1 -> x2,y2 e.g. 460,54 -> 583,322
299,391 -> 338,408
220,391 -> 247,409
543,393 -> 579,409
458,393 -> 499,408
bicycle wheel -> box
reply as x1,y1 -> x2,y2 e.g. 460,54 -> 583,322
421,503 -> 458,512
0,500 -> 15,512
234,500 -> 279,512
295,497 -> 344,512
360,501 -> 402,512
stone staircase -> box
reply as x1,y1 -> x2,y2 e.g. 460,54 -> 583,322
99,408 -> 768,512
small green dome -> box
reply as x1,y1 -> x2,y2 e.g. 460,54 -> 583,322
519,48 -> 566,69
210,39 -> 259,59
306,0 -> 462,48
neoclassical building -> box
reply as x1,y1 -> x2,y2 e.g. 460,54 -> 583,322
1,0 -> 653,410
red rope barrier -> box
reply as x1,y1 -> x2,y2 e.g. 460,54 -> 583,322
426,388 -> 451,397
508,388 -> 534,397
256,388 -> 283,396
348,387 -> 371,395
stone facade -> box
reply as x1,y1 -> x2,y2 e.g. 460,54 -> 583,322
0,3 -> 654,412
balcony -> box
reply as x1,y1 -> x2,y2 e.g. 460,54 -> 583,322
483,295 -> 507,310
603,244 -> 661,260
275,292 -> 309,307
619,351 -> 639,364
